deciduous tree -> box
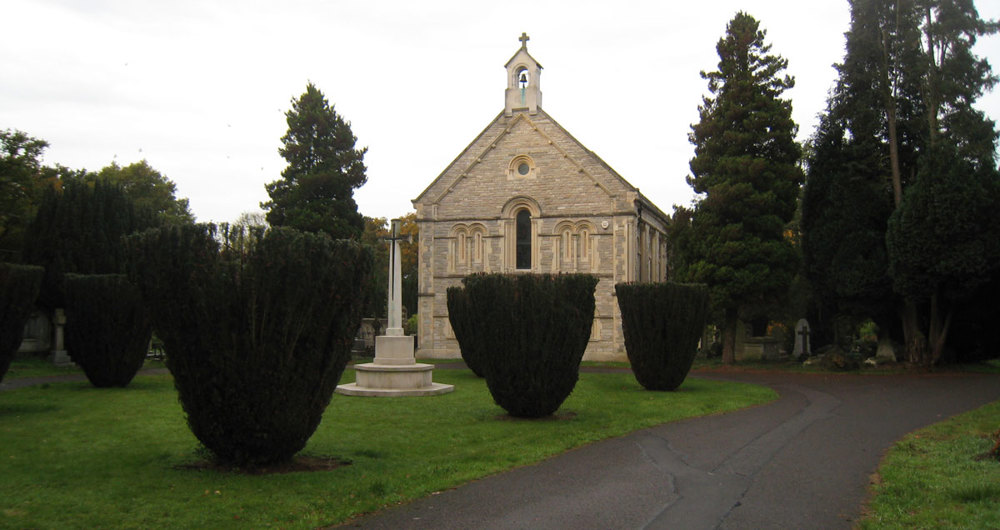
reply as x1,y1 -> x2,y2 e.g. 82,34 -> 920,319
0,129 -> 57,257
94,160 -> 194,224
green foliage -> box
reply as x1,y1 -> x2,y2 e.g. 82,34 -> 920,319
63,274 -> 152,387
360,216 -> 390,318
664,206 -> 694,282
804,0 -> 999,364
0,263 -> 43,381
404,313 -> 419,337
446,286 -> 484,377
399,213 -> 418,318
262,83 -> 367,240
458,273 -> 598,418
93,160 -> 195,225
124,224 -> 371,467
0,129 -> 48,257
22,178 -> 158,311
359,215 -> 419,319
801,109 -> 896,341
683,12 -> 803,362
615,282 -> 710,391
886,144 -> 1000,302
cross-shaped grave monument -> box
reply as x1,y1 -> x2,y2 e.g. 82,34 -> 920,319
336,218 -> 454,397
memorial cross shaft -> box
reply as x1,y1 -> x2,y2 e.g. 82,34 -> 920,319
384,218 -> 411,336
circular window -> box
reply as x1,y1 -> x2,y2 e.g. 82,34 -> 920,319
509,155 -> 536,179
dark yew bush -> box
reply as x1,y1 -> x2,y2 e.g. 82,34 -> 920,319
23,179 -> 157,312
462,273 -> 597,418
63,274 -> 152,387
126,224 -> 371,467
446,286 -> 484,377
615,282 -> 709,391
0,263 -> 43,381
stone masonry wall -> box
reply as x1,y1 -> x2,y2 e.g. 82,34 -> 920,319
415,109 -> 667,362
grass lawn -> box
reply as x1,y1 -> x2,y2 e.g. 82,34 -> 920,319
691,357 -> 1000,375
3,356 -> 167,380
860,400 -> 1000,529
0,368 -> 774,528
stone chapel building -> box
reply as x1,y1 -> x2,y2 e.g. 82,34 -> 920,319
412,34 -> 670,362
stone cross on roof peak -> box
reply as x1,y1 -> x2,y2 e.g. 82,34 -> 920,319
519,32 -> 529,49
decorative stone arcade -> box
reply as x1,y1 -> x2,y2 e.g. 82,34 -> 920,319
336,219 -> 454,397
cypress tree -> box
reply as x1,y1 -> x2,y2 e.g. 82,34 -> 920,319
685,12 -> 804,364
262,83 -> 367,241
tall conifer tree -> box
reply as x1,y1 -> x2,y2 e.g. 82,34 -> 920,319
802,0 -> 999,365
685,12 -> 804,364
262,83 -> 367,240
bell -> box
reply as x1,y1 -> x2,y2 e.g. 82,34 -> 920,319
519,73 -> 528,85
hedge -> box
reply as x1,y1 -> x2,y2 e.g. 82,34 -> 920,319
0,263 -> 43,381
616,282 -> 709,390
126,224 -> 371,467
63,274 -> 152,387
460,273 -> 597,418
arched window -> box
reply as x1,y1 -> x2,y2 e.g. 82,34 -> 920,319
516,209 -> 532,270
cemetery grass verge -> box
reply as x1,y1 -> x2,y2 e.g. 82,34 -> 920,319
3,355 -> 167,380
859,400 -> 1000,529
691,357 -> 1000,375
0,369 -> 775,528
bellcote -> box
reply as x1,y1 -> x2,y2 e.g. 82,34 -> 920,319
504,32 -> 542,116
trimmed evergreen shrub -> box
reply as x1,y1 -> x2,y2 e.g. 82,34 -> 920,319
0,263 -> 43,381
615,282 -> 710,391
63,274 -> 152,387
23,179 -> 158,312
462,273 -> 598,418
125,224 -> 370,467
446,286 -> 484,377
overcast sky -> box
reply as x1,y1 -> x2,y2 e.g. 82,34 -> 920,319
3,0 -> 999,224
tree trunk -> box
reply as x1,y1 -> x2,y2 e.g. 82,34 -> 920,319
722,307 -> 738,365
928,290 -> 952,365
900,300 -> 927,365
880,25 -> 904,207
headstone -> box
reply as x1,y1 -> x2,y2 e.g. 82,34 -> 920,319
793,319 -> 811,359
49,308 -> 72,366
875,335 -> 897,363
17,310 -> 52,354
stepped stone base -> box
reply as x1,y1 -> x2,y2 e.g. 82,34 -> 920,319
337,334 -> 453,397
336,362 -> 454,397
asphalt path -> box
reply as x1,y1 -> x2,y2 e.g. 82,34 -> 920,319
344,371 -> 1000,529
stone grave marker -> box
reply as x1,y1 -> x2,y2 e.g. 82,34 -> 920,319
793,319 -> 811,359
